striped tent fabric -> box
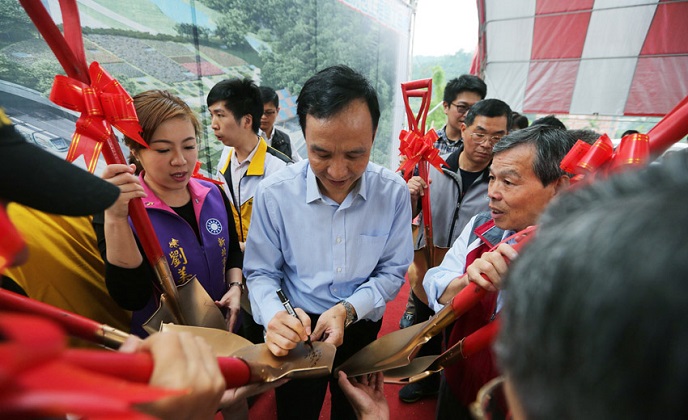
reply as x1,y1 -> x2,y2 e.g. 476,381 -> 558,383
472,0 -> 688,116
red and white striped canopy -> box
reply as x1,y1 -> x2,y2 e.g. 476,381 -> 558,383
472,0 -> 688,117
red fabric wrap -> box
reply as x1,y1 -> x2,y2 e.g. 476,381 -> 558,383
560,132 -> 649,185
50,62 -> 145,173
396,128 -> 446,180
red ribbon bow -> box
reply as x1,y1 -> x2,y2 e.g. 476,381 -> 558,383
560,133 -> 649,185
49,62 -> 146,173
397,128 -> 447,180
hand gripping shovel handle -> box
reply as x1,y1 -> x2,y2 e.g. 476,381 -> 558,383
63,349 -> 251,389
449,226 -> 537,319
0,289 -> 129,349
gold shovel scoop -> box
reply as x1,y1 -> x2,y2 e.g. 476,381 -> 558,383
336,227 -> 536,378
160,323 -> 253,356
230,341 -> 337,382
383,319 -> 500,383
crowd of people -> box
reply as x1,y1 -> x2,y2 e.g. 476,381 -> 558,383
1,63 -> 686,420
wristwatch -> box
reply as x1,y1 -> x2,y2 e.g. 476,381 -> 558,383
339,300 -> 357,328
228,282 -> 245,293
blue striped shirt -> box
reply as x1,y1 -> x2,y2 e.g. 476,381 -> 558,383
244,160 -> 414,326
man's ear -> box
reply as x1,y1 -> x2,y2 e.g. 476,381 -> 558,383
553,175 -> 570,195
243,114 -> 252,129
460,122 -> 468,138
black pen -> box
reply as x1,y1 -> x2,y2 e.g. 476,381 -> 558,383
276,289 -> 313,350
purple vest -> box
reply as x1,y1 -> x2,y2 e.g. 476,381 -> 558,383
130,175 -> 231,336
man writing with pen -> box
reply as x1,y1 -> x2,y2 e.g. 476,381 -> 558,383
243,65 -> 413,420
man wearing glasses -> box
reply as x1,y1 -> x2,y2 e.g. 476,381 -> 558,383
436,75 -> 487,155
400,75 -> 488,332
259,86 -> 302,161
400,99 -> 512,403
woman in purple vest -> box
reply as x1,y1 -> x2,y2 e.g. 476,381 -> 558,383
93,90 -> 243,338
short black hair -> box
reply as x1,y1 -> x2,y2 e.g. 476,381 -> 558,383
510,112 -> 529,130
621,129 -> 640,138
492,125 -> 577,186
567,128 -> 601,145
259,86 -> 279,108
531,114 -> 566,130
463,99 -> 512,129
207,78 -> 263,133
297,65 -> 380,135
443,74 -> 487,104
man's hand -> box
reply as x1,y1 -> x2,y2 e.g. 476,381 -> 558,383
119,332 -> 225,420
407,176 -> 429,218
265,308 -> 311,356
464,243 -> 518,292
337,371 -> 389,420
311,303 -> 348,347
438,243 -> 518,304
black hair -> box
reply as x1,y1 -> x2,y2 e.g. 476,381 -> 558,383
207,78 -> 263,133
442,74 -> 487,104
297,65 -> 380,135
259,86 -> 279,108
463,99 -> 513,129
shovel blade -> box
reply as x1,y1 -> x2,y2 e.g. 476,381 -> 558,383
335,321 -> 430,377
160,324 -> 253,357
382,355 -> 441,384
143,277 -> 227,334
231,342 -> 336,382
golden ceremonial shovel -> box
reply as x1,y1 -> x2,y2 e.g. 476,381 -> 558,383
336,227 -> 535,377
231,342 -> 337,382
160,323 -> 253,356
383,319 -> 500,383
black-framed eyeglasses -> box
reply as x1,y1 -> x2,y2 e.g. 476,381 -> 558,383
451,102 -> 471,114
470,132 -> 503,146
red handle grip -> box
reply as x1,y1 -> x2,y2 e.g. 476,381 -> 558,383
63,350 -> 252,388
0,289 -> 102,340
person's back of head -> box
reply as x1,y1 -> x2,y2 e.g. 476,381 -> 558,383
567,128 -> 601,145
296,65 -> 380,135
531,114 -> 566,130
510,112 -> 529,131
463,99 -> 512,129
493,124 -> 577,186
259,86 -> 279,108
207,78 -> 263,134
621,129 -> 640,138
497,150 -> 688,419
443,74 -> 487,104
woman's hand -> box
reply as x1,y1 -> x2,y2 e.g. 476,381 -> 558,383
102,163 -> 145,220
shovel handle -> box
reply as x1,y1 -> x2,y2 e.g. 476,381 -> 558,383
449,226 -> 537,318
63,349 -> 252,389
0,289 -> 129,348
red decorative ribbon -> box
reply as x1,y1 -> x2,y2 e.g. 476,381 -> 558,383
396,128 -> 447,180
191,161 -> 224,186
50,62 -> 146,173
560,133 -> 649,185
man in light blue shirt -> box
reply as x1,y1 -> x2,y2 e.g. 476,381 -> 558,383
243,65 -> 413,420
